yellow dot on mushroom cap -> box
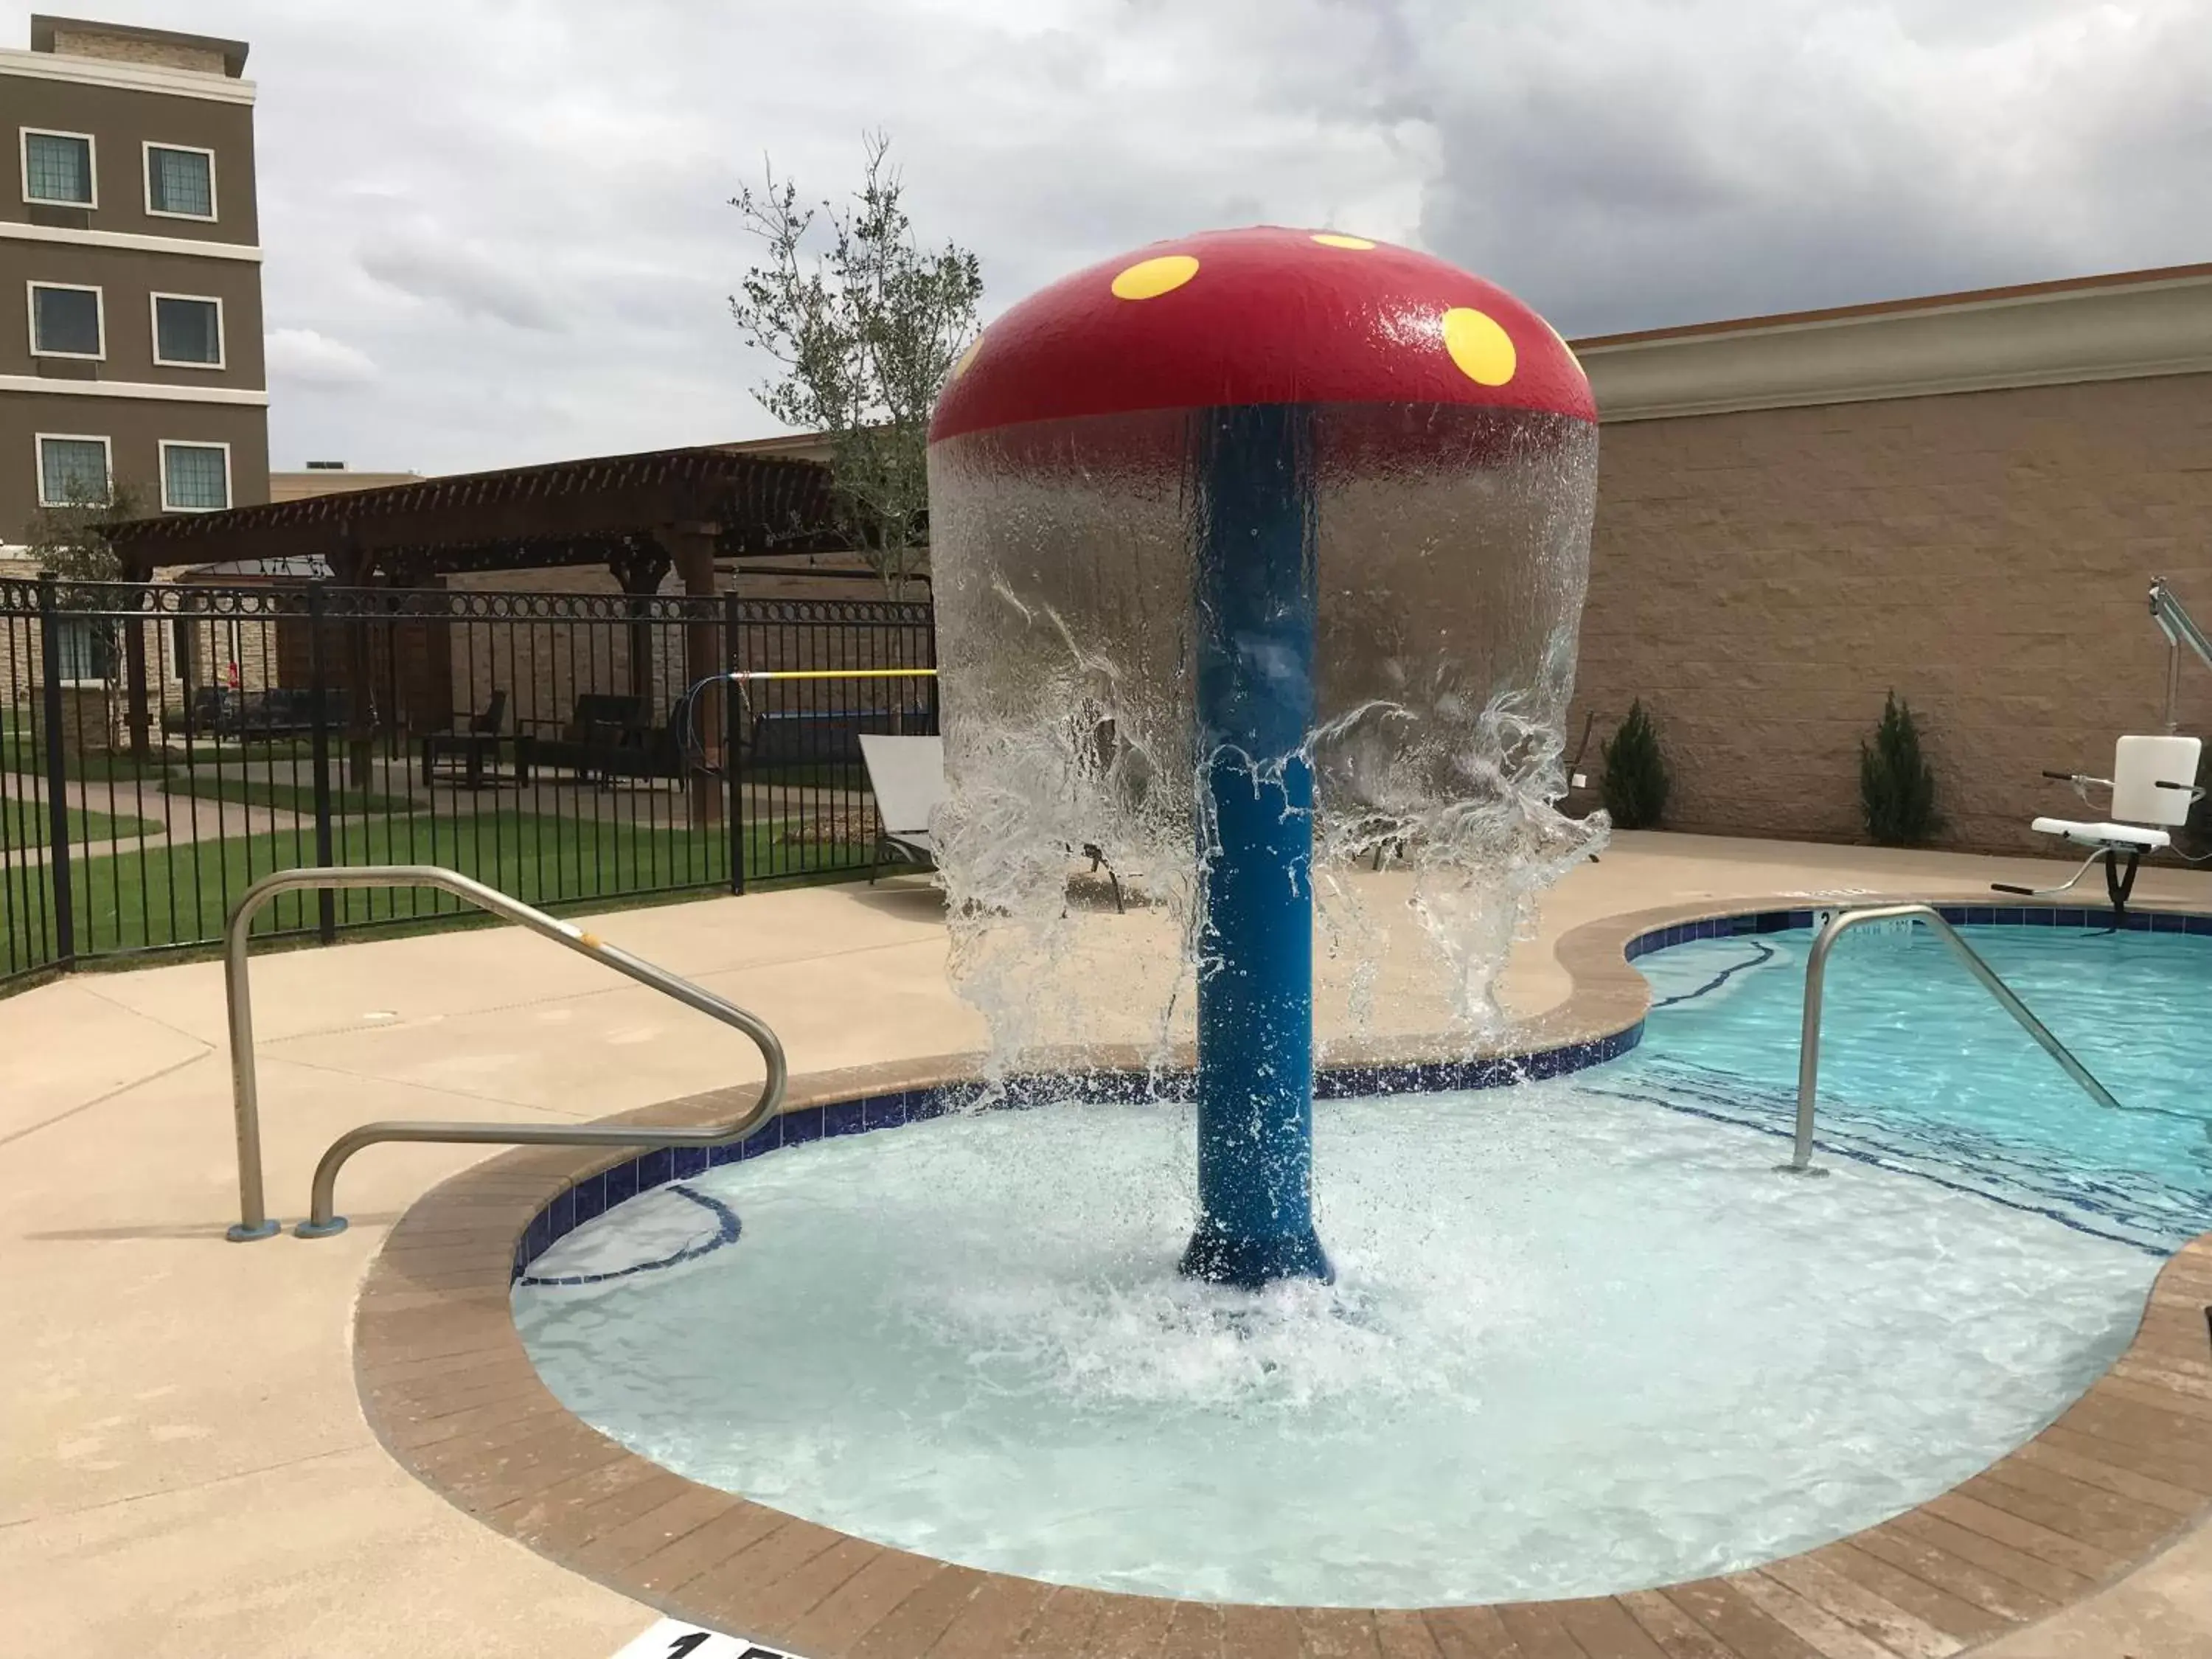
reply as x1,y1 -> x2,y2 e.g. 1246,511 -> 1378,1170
1441,306 -> 1517,386
950,339 -> 981,377
1311,232 -> 1375,249
1110,254 -> 1200,300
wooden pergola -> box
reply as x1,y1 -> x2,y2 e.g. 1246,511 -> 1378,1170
100,444 -> 849,818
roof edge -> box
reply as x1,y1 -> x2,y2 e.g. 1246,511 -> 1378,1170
1571,261 -> 2212,350
1576,263 -> 2212,423
29,13 -> 248,76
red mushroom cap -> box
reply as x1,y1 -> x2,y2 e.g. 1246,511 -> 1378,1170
928,226 -> 1593,445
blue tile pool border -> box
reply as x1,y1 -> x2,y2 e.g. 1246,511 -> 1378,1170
509,900 -> 2212,1282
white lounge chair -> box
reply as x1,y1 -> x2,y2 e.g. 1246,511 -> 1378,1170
858,733 -> 1129,911
858,734 -> 946,877
1994,734 -> 2202,916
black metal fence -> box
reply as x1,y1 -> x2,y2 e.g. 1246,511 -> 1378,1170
0,577 -> 935,989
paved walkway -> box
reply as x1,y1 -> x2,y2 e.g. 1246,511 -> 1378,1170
2,832 -> 2210,1658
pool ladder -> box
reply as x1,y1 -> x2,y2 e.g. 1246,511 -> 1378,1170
1785,903 -> 2128,1175
221,865 -> 787,1240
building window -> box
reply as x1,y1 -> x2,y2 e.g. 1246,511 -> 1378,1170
152,294 -> 224,366
29,282 -> 103,358
58,619 -> 114,684
35,434 -> 111,507
160,441 -> 232,512
145,144 -> 215,219
21,129 -> 94,206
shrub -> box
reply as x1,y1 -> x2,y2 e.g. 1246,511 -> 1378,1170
1860,690 -> 1941,846
1601,699 -> 1670,830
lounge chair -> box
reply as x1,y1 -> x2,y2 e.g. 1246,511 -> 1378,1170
858,734 -> 946,877
858,733 -> 1128,911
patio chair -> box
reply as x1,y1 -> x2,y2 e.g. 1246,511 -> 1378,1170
858,734 -> 1129,911
1992,734 -> 2203,917
420,689 -> 513,787
859,734 -> 945,877
527,693 -> 681,786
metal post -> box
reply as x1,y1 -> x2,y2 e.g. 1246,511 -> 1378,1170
1790,902 -> 2129,1174
307,583 -> 337,942
1178,405 -> 1331,1288
35,575 -> 75,967
724,589 -> 745,894
220,863 -> 787,1239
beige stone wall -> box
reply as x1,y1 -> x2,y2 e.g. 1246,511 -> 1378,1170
1568,372 -> 2212,854
0,566 -> 284,745
47,28 -> 230,74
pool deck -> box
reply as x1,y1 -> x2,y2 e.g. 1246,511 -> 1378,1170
5,830 -> 2212,1658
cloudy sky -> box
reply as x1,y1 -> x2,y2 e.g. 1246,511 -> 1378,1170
11,0 -> 2207,475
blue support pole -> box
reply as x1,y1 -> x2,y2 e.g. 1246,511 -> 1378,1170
1178,403 -> 1333,1290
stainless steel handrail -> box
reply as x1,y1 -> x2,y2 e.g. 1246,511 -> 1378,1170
223,865 -> 786,1241
1787,902 -> 2125,1174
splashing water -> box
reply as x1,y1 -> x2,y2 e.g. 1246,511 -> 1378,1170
515,1091 -> 2151,1605
927,406 -> 1607,1075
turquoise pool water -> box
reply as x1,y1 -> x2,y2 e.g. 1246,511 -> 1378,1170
510,913 -> 2208,1606
1616,918 -> 2212,1253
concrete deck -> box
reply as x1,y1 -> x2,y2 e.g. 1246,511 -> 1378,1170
4,831 -> 2211,1658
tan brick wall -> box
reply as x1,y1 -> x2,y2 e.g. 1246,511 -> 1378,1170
1569,372 -> 2212,853
47,28 -> 229,74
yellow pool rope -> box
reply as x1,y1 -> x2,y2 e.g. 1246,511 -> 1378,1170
731,668 -> 936,681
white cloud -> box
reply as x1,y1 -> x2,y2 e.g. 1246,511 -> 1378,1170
358,232 -> 566,333
4,0 -> 2201,472
265,327 -> 378,387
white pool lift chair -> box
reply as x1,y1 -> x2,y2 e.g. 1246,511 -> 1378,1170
858,734 -> 1130,912
1992,734 -> 2203,916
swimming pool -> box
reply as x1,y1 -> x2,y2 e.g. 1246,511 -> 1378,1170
1617,918 -> 2212,1253
509,913 -> 2207,1606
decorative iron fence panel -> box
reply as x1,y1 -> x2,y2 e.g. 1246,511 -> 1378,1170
0,579 -> 936,988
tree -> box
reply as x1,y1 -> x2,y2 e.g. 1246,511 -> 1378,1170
729,131 -> 984,598
21,474 -> 144,586
20,476 -> 148,689
1860,690 -> 1941,846
1601,699 -> 1671,830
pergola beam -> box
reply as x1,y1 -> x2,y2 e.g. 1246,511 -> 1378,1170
102,445 -> 848,580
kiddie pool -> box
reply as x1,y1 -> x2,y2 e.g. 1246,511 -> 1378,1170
501,905 -> 2212,1609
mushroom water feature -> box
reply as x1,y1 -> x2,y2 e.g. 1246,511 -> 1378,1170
508,245 -> 2172,1601
506,237 -> 2180,1608
926,226 -> 1604,1288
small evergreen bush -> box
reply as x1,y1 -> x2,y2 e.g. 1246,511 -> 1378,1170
1601,699 -> 1670,830
1860,690 -> 1941,846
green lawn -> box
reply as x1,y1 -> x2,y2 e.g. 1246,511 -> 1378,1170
2,810 -> 871,964
167,737 -> 324,764
63,806 -> 161,841
0,716 -> 172,780
162,772 -> 415,815
1,712 -> 327,781
0,802 -> 163,845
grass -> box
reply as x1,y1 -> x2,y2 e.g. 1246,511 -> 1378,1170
63,806 -> 161,841
165,737 -> 324,764
1,711 -> 332,781
1,810 -> 872,966
161,772 -> 416,815
0,718 -> 172,780
1,802 -> 163,846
